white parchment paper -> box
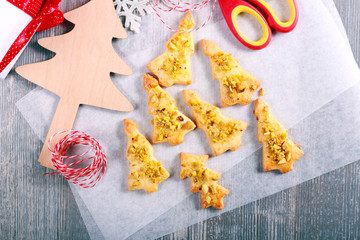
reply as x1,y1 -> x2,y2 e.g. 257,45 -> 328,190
70,1 -> 359,239
16,0 -> 360,239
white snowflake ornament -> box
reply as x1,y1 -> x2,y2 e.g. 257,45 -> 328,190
114,0 -> 153,33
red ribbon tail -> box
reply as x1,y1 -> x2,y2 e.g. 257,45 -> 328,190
0,18 -> 42,73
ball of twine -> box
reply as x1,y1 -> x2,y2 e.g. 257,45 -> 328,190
44,130 -> 107,188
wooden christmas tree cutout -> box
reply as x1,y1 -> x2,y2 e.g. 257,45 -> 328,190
182,89 -> 248,156
16,0 -> 133,170
254,98 -> 304,173
124,119 -> 170,193
179,152 -> 229,210
202,39 -> 261,107
147,12 -> 195,87
143,73 -> 196,145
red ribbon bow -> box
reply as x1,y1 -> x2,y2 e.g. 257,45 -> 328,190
0,0 -> 64,73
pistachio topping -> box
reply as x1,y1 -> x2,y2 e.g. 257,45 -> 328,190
179,153 -> 229,210
127,134 -> 167,184
153,103 -> 192,141
145,74 -> 195,145
211,52 -> 234,72
188,97 -> 242,143
161,55 -> 189,79
254,99 -> 304,173
201,183 -> 209,194
223,74 -> 251,99
261,107 -> 292,165
167,34 -> 192,53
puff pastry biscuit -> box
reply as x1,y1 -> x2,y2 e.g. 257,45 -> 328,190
202,39 -> 261,106
144,73 -> 196,145
124,119 -> 170,193
180,152 -> 229,210
147,12 -> 195,87
254,99 -> 304,173
182,89 -> 247,156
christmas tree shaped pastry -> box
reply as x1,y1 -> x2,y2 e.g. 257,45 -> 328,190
124,119 -> 170,193
147,12 -> 195,87
254,99 -> 304,173
202,39 -> 261,107
182,89 -> 248,156
144,74 -> 196,145
179,153 -> 229,210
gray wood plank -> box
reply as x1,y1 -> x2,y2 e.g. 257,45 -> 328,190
1,1 -> 90,239
1,1 -> 359,240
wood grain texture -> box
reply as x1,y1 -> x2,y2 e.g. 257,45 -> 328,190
0,0 -> 359,239
15,0 -> 133,169
1,1 -> 91,239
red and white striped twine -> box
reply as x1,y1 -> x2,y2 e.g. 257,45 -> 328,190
44,130 -> 107,188
147,0 -> 217,33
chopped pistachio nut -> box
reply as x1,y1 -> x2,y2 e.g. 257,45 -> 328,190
188,98 -> 241,143
161,56 -> 189,79
203,110 -> 241,143
128,136 -> 166,184
189,98 -> 199,106
128,138 -> 150,162
153,103 -> 189,141
263,124 -> 291,164
211,52 -> 234,72
198,168 -> 204,177
223,74 -> 248,98
181,159 -> 226,209
167,34 -> 192,53
201,184 -> 209,194
210,185 -> 217,194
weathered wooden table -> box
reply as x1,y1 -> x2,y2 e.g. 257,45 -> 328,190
1,1 -> 359,239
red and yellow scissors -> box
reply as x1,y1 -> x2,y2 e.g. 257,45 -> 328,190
219,0 -> 299,50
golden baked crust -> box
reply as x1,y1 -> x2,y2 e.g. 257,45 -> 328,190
254,99 -> 304,173
124,119 -> 170,193
202,39 -> 261,106
144,74 -> 196,145
182,89 -> 248,156
147,12 -> 195,87
259,88 -> 264,97
179,152 -> 229,210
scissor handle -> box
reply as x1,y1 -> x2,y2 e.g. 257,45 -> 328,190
248,0 -> 299,33
219,0 -> 272,50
